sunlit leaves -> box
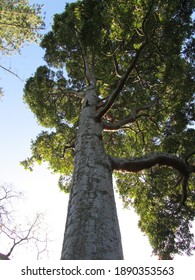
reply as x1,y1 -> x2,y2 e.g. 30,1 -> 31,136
116,166 -> 195,259
58,175 -> 72,193
0,0 -> 44,54
23,65 -> 79,177
21,129 -> 75,176
24,66 -> 82,128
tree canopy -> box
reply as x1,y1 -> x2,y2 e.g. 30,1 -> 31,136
22,0 -> 195,259
0,0 -> 44,55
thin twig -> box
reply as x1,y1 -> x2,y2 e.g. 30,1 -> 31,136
0,65 -> 23,81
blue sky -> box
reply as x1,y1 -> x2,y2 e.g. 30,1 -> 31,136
0,0 -> 74,260
0,0 -> 194,261
0,0 -> 77,183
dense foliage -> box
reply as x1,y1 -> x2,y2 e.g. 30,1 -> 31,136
0,0 -> 44,54
23,0 -> 195,259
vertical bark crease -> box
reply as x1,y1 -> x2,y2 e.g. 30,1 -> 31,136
61,88 -> 123,260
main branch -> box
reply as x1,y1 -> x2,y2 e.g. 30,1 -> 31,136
59,88 -> 84,99
95,43 -> 147,121
102,100 -> 156,131
82,51 -> 96,87
109,153 -> 195,212
109,153 -> 195,175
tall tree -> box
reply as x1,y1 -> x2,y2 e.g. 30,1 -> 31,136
22,0 -> 195,260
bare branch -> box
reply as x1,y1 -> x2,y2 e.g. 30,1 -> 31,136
5,214 -> 41,258
0,184 -> 48,260
35,232 -> 48,260
0,185 -> 22,202
0,185 -> 23,224
0,65 -> 23,81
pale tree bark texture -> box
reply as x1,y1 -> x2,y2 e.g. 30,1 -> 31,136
61,86 -> 123,259
60,49 -> 195,259
61,34 -> 151,260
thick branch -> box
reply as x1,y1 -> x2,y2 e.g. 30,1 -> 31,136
82,52 -> 96,87
102,100 -> 156,131
107,39 -> 122,78
109,153 -> 195,175
59,88 -> 84,99
110,153 -> 195,213
113,52 -> 122,78
6,214 -> 40,258
103,112 -> 145,131
95,43 -> 147,121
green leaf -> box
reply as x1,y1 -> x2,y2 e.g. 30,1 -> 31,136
0,0 -> 44,55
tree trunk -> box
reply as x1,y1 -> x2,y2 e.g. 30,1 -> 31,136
61,87 -> 123,259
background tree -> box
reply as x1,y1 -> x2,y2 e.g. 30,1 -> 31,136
0,0 -> 44,81
0,184 -> 48,260
22,0 -> 195,260
0,0 -> 44,55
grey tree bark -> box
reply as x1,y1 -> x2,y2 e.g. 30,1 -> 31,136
61,86 -> 123,259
